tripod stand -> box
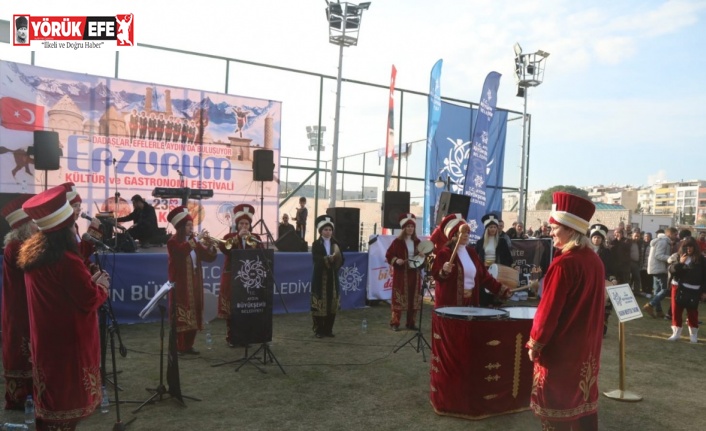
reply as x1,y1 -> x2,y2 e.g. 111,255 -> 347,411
394,274 -> 433,362
133,303 -> 200,413
251,181 -> 275,246
235,342 -> 286,374
105,308 -> 138,430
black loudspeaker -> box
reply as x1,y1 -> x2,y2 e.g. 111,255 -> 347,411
33,130 -> 61,170
435,191 -> 471,226
275,230 -> 308,252
382,191 -> 410,229
252,149 -> 274,182
326,207 -> 360,252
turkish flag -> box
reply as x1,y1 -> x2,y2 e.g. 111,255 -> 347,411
0,97 -> 45,132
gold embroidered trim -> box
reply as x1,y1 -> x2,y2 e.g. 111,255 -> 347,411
513,332 -> 523,398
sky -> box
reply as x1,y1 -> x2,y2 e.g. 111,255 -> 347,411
2,0 -> 705,193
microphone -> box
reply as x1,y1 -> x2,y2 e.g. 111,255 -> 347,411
80,212 -> 94,222
176,169 -> 183,176
82,233 -> 115,252
112,158 -> 117,165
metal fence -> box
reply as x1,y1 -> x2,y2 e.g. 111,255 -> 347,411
0,26 -> 526,247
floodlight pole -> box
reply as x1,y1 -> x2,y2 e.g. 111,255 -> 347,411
518,89 -> 529,226
514,45 -> 548,228
330,41 -> 344,208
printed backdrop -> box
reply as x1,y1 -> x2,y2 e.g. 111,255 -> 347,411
0,60 -> 281,238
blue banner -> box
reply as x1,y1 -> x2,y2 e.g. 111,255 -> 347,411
0,252 -> 368,325
463,71 -> 502,241
424,102 -> 508,239
423,59 -> 443,235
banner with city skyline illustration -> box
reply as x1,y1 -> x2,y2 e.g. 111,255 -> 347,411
463,71 -> 502,236
0,60 -> 281,239
424,101 -> 507,240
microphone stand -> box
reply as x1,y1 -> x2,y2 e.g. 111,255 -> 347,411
394,267 -> 432,362
92,250 -> 139,430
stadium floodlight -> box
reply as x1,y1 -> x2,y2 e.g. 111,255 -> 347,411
325,2 -> 371,207
514,43 -> 549,227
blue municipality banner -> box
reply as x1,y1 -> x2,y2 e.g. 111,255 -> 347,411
463,71 -> 502,241
0,252 -> 368,325
425,101 -> 508,240
423,59 -> 443,235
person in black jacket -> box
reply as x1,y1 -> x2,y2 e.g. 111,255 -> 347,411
117,194 -> 158,246
476,213 -> 512,306
590,224 -> 617,336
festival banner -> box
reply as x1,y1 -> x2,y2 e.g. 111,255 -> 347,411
463,71 -> 502,232
425,101 -> 508,241
0,60 -> 282,240
367,235 -> 396,300
0,251 -> 369,325
423,59 -> 443,235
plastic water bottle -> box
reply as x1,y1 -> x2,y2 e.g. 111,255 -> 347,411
100,386 -> 110,413
205,322 -> 213,350
361,318 -> 368,334
2,423 -> 29,430
23,395 -> 34,425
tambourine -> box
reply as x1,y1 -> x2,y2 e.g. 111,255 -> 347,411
408,255 -> 425,269
417,240 -> 434,255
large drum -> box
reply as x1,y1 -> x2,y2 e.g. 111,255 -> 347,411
504,306 -> 537,320
430,306 -> 533,420
434,307 -> 508,321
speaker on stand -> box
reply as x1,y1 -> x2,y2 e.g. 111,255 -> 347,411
434,191 -> 471,227
382,191 -> 410,230
250,149 -> 276,245
31,130 -> 62,190
326,207 -> 360,252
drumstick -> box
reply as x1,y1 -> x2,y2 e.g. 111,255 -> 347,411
510,280 -> 540,293
449,224 -> 470,263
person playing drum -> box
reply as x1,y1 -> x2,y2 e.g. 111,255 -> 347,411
526,192 -> 605,431
385,213 -> 423,331
431,214 -> 511,308
475,213 -> 513,306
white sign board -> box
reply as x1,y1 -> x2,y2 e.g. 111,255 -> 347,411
606,283 -> 642,323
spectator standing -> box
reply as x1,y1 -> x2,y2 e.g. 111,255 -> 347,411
609,228 -> 631,285
643,227 -> 678,318
295,197 -> 308,239
666,237 -> 706,342
629,231 -> 643,293
639,232 -> 653,297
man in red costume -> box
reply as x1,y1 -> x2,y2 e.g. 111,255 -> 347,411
526,192 -> 605,431
1,194 -> 36,410
431,213 -> 511,307
18,185 -> 110,431
385,213 -> 423,331
167,206 -> 217,354
216,203 -> 262,346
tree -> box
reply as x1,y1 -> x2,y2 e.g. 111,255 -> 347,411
535,186 -> 591,210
